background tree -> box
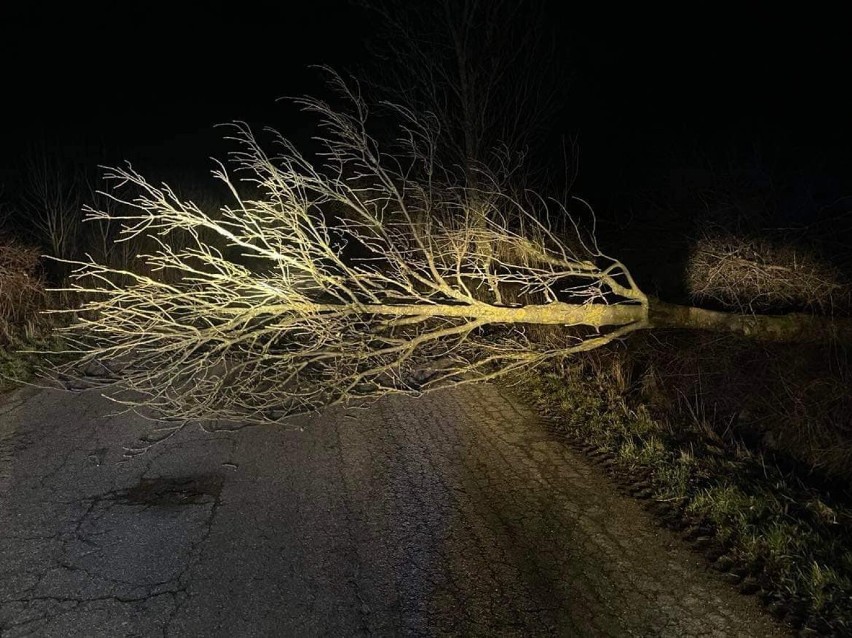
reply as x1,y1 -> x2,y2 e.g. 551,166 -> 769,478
358,0 -> 564,187
357,0 -> 570,303
19,151 -> 84,281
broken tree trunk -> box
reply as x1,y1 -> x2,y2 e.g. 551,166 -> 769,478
646,299 -> 852,344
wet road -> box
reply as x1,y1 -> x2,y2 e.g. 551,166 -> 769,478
0,383 -> 783,637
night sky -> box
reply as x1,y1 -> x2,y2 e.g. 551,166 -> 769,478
2,3 -> 851,227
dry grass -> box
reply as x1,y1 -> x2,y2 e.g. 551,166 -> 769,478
0,237 -> 57,393
687,233 -> 850,314
627,330 -> 852,486
0,238 -> 46,343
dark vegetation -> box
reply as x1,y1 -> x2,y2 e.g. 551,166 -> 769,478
0,156 -> 237,392
0,234 -> 53,392
515,160 -> 852,636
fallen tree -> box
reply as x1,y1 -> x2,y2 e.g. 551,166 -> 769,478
45,76 -> 852,424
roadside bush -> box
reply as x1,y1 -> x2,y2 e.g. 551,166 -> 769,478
0,237 -> 46,343
687,233 -> 850,314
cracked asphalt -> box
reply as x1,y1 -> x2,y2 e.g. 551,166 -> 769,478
0,383 -> 785,637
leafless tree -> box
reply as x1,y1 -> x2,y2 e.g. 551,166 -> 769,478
47,73 -> 645,424
357,1 -> 571,303
359,0 -> 564,188
20,152 -> 83,265
45,74 -> 851,426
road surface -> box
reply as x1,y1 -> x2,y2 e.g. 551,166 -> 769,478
0,383 -> 784,637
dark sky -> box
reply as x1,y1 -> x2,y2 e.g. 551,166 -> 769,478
2,3 -> 850,210
1,2 -> 367,171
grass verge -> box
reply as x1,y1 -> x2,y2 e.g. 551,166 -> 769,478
515,352 -> 852,636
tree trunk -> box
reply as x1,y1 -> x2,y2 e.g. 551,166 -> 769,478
647,299 -> 852,344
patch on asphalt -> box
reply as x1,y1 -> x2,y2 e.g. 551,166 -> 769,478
107,474 -> 224,507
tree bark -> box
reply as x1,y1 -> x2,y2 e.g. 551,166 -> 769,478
648,299 -> 852,344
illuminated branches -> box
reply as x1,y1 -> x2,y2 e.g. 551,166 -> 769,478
48,74 -> 647,424
687,233 -> 849,314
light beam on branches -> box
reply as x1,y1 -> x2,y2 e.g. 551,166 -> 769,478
46,72 -> 650,424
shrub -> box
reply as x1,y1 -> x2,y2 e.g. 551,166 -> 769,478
0,237 -> 46,343
686,233 -> 850,314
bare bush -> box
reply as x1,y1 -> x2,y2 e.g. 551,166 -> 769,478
687,233 -> 849,314
0,238 -> 46,343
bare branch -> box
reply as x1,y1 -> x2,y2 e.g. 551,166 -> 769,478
45,73 -> 646,424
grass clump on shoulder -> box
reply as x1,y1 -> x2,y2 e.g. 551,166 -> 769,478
0,237 -> 66,394
516,343 -> 852,636
0,331 -> 67,394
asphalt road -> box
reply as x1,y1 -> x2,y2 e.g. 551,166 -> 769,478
0,383 -> 784,637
